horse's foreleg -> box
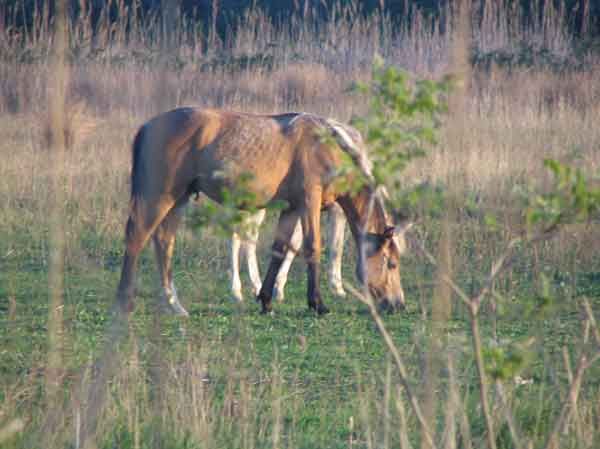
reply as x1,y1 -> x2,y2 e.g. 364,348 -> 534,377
326,202 -> 346,298
301,191 -> 328,314
153,204 -> 187,316
257,208 -> 300,314
272,219 -> 302,302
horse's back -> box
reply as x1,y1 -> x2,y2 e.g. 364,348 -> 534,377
132,107 -> 341,207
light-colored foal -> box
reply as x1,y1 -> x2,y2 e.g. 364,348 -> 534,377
231,203 -> 346,302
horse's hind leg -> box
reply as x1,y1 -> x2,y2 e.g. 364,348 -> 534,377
300,191 -> 328,314
153,202 -> 188,316
116,198 -> 175,314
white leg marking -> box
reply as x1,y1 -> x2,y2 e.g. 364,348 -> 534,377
246,241 -> 262,295
230,232 -> 243,302
327,203 -> 346,297
161,281 -> 189,316
245,209 -> 266,295
273,219 -> 302,301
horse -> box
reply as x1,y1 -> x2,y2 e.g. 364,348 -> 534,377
229,203 -> 346,303
116,107 -> 411,316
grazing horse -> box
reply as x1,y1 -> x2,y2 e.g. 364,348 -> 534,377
229,204 -> 346,302
116,107 -> 411,316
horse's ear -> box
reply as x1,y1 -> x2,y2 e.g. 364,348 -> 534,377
393,220 -> 413,235
383,226 -> 396,239
384,221 -> 412,240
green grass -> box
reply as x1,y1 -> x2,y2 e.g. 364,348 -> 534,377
1,211 -> 600,448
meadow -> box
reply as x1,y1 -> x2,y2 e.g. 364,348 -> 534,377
1,1 -> 600,448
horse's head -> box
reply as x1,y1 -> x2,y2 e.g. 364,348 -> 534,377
323,117 -> 412,312
358,219 -> 412,313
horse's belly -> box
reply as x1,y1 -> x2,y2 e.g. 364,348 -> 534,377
193,150 -> 292,209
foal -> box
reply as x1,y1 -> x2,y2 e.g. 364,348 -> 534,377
230,204 -> 346,302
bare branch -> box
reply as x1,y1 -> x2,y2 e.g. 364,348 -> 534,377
582,298 -> 600,348
543,354 -> 588,449
469,304 -> 497,449
543,323 -> 600,449
495,381 -> 524,449
408,237 -> 471,308
346,284 -> 437,449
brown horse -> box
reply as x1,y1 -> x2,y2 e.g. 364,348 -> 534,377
116,107 -> 411,316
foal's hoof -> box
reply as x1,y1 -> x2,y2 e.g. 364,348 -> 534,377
329,284 -> 347,298
334,289 -> 347,299
231,286 -> 244,302
231,292 -> 244,303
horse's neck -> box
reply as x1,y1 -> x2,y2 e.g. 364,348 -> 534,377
337,187 -> 387,241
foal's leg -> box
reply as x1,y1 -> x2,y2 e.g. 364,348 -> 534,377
301,190 -> 328,314
116,198 -> 175,314
272,219 -> 302,302
257,209 -> 300,314
244,209 -> 266,296
326,202 -> 346,298
153,203 -> 188,316
230,231 -> 243,302
231,209 -> 266,302
273,204 -> 346,301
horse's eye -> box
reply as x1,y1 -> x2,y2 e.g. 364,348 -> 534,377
388,260 -> 397,270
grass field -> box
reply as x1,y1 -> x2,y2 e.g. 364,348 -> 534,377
1,1 -> 600,448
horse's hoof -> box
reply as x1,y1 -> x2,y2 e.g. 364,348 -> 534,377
309,303 -> 329,315
111,300 -> 133,317
377,300 -> 403,314
161,296 -> 189,317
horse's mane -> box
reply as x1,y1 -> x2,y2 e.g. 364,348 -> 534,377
323,117 -> 396,233
286,113 -> 375,183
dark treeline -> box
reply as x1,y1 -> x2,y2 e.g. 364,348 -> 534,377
2,0 -> 599,40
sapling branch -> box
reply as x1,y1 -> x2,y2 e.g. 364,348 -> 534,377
469,303 -> 497,449
346,283 -> 437,449
494,381 -> 524,449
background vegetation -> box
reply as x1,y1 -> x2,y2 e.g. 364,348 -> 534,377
3,0 -> 599,39
1,0 -> 600,448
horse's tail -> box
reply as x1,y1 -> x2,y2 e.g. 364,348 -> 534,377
130,125 -> 146,198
